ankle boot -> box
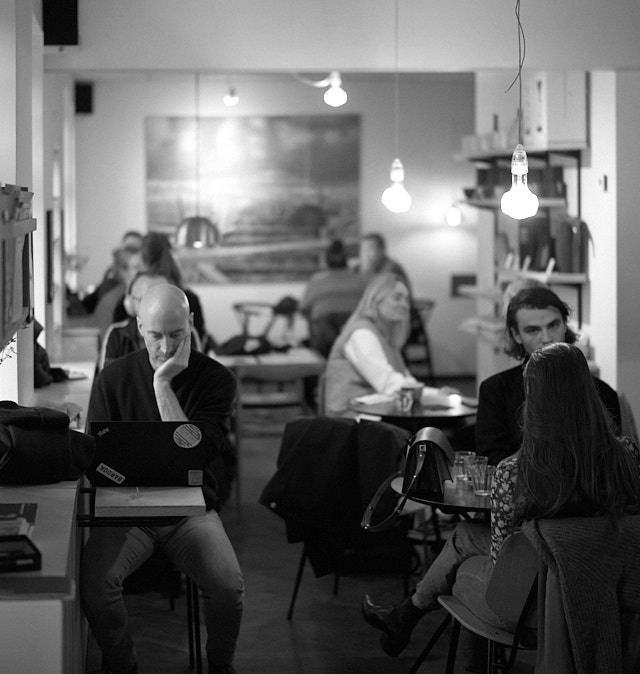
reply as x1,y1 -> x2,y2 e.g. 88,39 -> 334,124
361,594 -> 426,657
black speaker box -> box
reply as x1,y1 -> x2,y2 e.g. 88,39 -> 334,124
75,82 -> 93,115
43,0 -> 79,46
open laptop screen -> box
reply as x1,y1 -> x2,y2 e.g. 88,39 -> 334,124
87,421 -> 209,487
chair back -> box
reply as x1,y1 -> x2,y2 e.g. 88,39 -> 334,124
486,531 -> 538,631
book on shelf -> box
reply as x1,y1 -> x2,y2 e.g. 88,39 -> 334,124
0,502 -> 38,537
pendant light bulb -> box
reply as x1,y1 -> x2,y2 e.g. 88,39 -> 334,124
223,86 -> 239,107
323,72 -> 347,107
500,144 -> 539,220
445,204 -> 463,227
381,158 -> 412,213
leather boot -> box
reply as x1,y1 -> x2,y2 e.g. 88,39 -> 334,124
361,594 -> 426,657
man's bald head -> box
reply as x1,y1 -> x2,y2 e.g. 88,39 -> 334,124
137,284 -> 193,370
139,284 -> 190,322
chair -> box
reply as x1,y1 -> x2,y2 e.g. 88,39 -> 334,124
259,415 -> 413,620
403,298 -> 436,385
406,532 -> 538,674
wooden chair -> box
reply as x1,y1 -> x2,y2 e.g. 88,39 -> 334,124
406,532 -> 538,674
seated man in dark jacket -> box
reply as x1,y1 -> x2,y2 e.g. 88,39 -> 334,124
476,286 -> 621,466
82,284 -> 243,674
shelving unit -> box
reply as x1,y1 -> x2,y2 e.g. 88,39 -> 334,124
459,148 -> 588,357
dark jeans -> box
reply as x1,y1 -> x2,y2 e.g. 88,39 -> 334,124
80,511 -> 244,673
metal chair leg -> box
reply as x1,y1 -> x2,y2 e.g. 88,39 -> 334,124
287,545 -> 307,620
407,613 -> 451,674
186,577 -> 203,673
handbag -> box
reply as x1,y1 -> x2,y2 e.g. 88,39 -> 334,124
0,401 -> 95,484
361,426 -> 454,533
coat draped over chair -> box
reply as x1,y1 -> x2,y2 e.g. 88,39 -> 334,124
259,415 -> 410,577
521,516 -> 640,674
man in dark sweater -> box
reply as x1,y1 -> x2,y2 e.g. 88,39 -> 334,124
476,286 -> 621,466
81,284 -> 243,674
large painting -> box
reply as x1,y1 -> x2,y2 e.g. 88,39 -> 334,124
145,114 -> 360,283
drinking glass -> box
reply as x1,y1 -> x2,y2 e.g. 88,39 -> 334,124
472,464 -> 496,496
453,451 -> 476,489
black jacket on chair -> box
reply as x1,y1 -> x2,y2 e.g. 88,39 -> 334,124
259,415 -> 410,577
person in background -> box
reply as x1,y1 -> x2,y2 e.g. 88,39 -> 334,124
324,273 -> 449,417
99,270 -> 169,369
81,230 -> 143,314
299,238 -> 367,358
113,232 -> 215,353
476,286 -> 621,466
81,284 -> 243,674
358,232 -> 411,292
362,343 -> 640,665
92,244 -> 144,344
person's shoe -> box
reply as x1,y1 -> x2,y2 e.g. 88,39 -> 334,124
361,594 -> 426,657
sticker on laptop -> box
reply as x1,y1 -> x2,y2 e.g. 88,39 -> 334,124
95,462 -> 125,484
173,423 -> 203,449
188,470 -> 204,486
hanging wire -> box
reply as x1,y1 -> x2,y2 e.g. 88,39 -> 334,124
504,0 -> 526,144
194,72 -> 202,215
392,0 -> 400,157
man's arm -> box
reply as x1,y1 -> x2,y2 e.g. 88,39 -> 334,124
153,334 -> 191,421
475,374 -> 520,466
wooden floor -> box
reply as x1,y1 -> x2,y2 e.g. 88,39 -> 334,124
85,403 -> 536,674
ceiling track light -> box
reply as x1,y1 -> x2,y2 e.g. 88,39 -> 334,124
381,0 -> 411,214
500,0 -> 539,220
293,71 -> 348,107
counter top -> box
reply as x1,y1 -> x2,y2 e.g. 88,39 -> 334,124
0,482 -> 79,597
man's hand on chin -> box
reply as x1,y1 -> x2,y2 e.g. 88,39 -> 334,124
154,335 -> 191,384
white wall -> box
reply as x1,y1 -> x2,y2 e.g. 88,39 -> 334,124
582,73 -> 618,385
44,0 -> 640,73
68,73 -> 478,375
616,71 -> 640,424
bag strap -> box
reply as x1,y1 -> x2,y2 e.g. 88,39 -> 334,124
360,440 -> 429,533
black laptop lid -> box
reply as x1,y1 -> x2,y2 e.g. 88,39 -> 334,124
87,421 -> 209,487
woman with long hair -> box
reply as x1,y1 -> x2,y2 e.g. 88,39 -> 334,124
362,342 -> 640,662
323,272 -> 419,417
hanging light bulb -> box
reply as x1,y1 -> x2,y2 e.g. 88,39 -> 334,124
223,86 -> 239,107
382,0 -> 411,213
445,203 -> 463,227
323,72 -> 347,107
500,144 -> 539,219
381,158 -> 412,213
501,1 -> 538,220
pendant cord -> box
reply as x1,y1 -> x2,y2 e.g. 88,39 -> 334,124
504,0 -> 526,145
393,0 -> 399,158
195,72 -> 201,216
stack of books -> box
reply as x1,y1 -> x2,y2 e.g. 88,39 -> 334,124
0,502 -> 37,537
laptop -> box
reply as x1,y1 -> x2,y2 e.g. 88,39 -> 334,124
87,421 -> 209,487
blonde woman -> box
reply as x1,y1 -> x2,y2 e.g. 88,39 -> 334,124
324,273 -> 422,417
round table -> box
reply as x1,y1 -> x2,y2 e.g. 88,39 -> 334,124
391,476 -> 490,518
350,396 -> 477,434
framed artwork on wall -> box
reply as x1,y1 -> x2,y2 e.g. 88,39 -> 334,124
145,114 -> 361,284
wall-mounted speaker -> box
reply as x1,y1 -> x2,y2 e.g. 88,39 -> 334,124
43,0 -> 79,47
75,82 -> 93,115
